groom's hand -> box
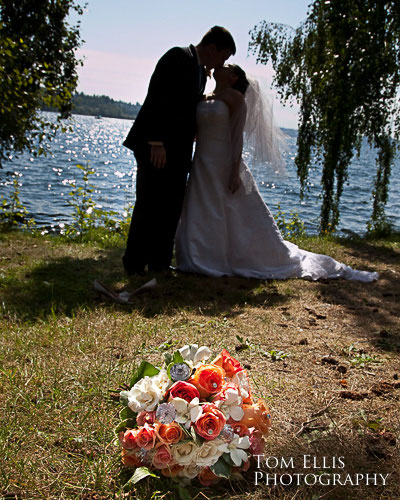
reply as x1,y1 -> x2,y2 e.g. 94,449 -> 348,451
150,144 -> 167,168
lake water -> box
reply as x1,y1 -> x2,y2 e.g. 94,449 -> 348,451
1,112 -> 399,234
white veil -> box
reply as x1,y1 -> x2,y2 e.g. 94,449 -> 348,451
243,77 -> 286,176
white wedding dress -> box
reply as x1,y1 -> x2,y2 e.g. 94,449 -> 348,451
175,100 -> 378,282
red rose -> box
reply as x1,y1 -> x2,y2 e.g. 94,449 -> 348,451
136,410 -> 156,426
135,423 -> 157,450
168,381 -> 200,403
119,429 -> 139,450
249,427 -> 265,455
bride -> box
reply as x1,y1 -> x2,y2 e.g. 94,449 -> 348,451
175,64 -> 378,282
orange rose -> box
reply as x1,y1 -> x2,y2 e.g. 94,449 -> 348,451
121,448 -> 143,467
212,349 -> 243,378
152,443 -> 173,469
194,403 -> 226,440
190,364 -> 225,399
119,429 -> 139,450
135,423 -> 157,450
157,422 -> 184,444
230,423 -> 250,437
161,464 -> 184,477
239,399 -> 271,435
198,466 -> 220,486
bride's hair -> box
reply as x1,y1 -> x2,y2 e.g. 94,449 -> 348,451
230,65 -> 250,95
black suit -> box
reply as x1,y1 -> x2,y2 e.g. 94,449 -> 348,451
123,45 -> 206,274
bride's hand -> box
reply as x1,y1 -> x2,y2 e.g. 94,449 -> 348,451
228,172 -> 241,194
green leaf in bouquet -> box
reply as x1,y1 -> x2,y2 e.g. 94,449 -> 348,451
126,466 -> 158,485
130,361 -> 160,388
172,351 -> 184,364
221,452 -> 234,466
180,424 -> 192,440
210,455 -> 232,479
190,426 -> 204,446
164,352 -> 173,366
120,390 -> 130,406
119,406 -> 136,421
178,485 -> 191,500
114,418 -> 136,435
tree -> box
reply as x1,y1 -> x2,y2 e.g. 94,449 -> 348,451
0,0 -> 83,165
249,1 -> 400,233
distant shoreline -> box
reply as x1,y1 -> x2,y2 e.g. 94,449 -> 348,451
42,92 -> 142,121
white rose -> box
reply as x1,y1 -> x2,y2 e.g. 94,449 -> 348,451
195,439 -> 224,467
152,369 -> 172,392
127,376 -> 163,412
171,440 -> 199,465
178,464 -> 202,479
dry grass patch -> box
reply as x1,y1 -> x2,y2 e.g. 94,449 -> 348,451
0,231 -> 399,499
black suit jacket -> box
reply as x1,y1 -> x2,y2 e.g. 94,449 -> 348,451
123,45 -> 205,170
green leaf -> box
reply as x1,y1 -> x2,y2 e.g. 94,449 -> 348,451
190,426 -> 203,446
222,452 -> 234,466
130,361 -> 160,388
172,350 -> 184,364
126,466 -> 158,485
164,352 -> 172,366
119,406 -> 136,420
210,455 -> 232,479
114,418 -> 136,435
178,485 -> 191,500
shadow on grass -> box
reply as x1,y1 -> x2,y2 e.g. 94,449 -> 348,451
312,236 -> 400,353
1,247 -> 290,322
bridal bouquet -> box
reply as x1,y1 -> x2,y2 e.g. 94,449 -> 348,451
116,344 -> 271,486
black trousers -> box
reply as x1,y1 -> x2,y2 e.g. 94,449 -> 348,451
122,148 -> 188,274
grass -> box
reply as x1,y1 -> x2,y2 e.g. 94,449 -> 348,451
0,229 -> 399,500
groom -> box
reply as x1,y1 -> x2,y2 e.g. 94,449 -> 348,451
122,26 -> 236,275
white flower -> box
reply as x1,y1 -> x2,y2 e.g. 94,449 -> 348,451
195,439 -> 224,467
231,371 -> 251,400
152,369 -> 172,392
170,397 -> 202,427
178,464 -> 202,479
179,344 -> 211,368
217,434 -> 250,467
171,440 -> 199,465
214,388 -> 244,421
127,376 -> 163,412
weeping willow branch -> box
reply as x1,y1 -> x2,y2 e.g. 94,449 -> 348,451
250,0 -> 400,233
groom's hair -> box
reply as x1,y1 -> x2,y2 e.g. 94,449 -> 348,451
199,26 -> 236,55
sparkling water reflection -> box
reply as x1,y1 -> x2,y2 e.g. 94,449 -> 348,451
1,112 -> 399,234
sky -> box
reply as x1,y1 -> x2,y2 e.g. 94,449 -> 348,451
73,0 -> 311,128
